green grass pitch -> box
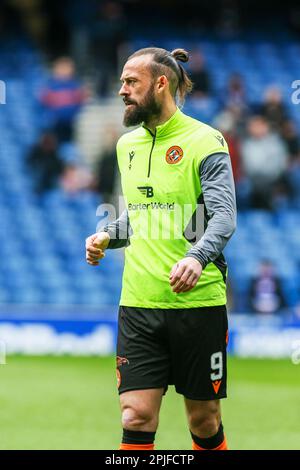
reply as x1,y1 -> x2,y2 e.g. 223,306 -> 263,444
0,356 -> 299,450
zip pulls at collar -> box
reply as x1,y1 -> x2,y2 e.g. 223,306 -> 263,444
143,127 -> 157,178
142,109 -> 181,176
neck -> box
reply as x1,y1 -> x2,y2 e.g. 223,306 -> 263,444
144,100 -> 177,134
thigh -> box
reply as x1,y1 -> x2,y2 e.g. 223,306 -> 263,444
168,305 -> 228,400
117,306 -> 170,394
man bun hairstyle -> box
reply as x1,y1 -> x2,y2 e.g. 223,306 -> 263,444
171,48 -> 189,63
128,47 -> 193,106
170,49 -> 193,105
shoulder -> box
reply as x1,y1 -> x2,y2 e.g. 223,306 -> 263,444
201,125 -> 229,157
182,115 -> 229,165
182,112 -> 228,150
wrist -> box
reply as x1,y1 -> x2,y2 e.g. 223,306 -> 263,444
184,255 -> 204,269
101,228 -> 111,240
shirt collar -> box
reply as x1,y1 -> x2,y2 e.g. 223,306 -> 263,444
142,107 -> 183,138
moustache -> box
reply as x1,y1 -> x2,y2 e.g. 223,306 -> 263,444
124,99 -> 137,106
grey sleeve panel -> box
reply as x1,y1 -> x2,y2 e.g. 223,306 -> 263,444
102,209 -> 132,249
185,152 -> 237,268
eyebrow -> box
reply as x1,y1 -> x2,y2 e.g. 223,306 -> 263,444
120,75 -> 139,82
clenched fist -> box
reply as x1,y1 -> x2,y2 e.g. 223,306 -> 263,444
85,232 -> 110,266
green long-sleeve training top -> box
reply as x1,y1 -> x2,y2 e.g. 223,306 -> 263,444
103,107 -> 237,309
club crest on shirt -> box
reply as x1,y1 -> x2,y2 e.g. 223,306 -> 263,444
166,146 -> 184,164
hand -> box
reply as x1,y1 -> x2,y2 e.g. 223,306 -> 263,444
85,232 -> 110,266
169,257 -> 202,293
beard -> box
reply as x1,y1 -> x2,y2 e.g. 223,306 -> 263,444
123,86 -> 162,127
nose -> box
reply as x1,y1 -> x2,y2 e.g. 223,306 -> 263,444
119,83 -> 128,97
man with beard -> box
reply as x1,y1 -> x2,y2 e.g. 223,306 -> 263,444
86,48 -> 236,450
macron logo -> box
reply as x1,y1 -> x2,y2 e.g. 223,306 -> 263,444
215,135 -> 224,147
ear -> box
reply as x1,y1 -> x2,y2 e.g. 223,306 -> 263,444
157,75 -> 168,92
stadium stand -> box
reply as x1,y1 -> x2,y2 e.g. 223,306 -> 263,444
0,35 -> 300,314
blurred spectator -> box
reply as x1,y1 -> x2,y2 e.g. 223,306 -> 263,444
213,108 -> 242,182
61,164 -> 93,194
241,116 -> 288,209
281,120 -> 300,160
286,156 -> 300,209
189,50 -> 211,97
260,86 -> 288,133
213,107 -> 251,210
40,57 -> 87,142
94,127 -> 119,203
219,75 -> 249,138
249,260 -> 286,314
185,49 -> 217,122
27,132 -> 64,193
66,0 -> 96,73
58,139 -> 95,194
225,73 -> 247,110
90,0 -> 127,97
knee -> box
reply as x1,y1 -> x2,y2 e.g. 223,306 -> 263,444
121,406 -> 158,431
188,404 -> 221,437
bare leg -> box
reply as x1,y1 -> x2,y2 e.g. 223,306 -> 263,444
120,388 -> 164,432
185,398 -> 221,437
